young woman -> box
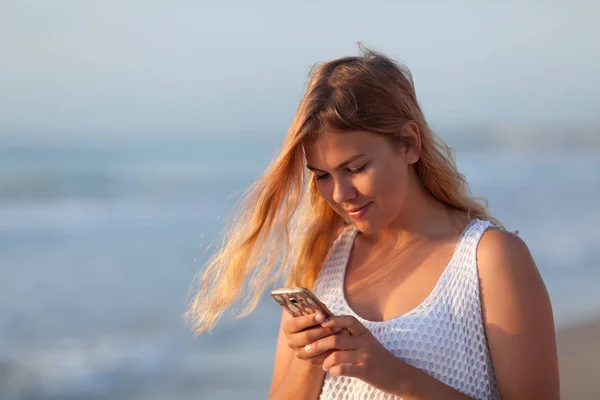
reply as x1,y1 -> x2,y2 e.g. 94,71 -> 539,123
186,48 -> 560,399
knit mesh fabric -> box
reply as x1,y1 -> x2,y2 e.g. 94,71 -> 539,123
313,219 -> 500,400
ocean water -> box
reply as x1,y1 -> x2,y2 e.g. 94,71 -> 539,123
1,134 -> 599,399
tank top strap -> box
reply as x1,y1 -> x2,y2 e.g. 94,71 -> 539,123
312,224 -> 358,310
437,218 -> 494,320
448,218 -> 494,278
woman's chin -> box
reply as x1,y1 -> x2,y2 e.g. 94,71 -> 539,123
352,219 -> 381,235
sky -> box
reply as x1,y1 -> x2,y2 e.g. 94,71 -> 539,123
1,1 -> 599,137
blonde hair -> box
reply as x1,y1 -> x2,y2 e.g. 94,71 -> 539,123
185,46 -> 501,335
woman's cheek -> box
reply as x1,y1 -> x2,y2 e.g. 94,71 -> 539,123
356,169 -> 382,197
316,181 -> 344,214
315,180 -> 333,200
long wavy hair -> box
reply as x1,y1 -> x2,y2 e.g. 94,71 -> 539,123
185,46 -> 501,335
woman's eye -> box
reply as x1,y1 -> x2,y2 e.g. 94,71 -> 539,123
349,164 -> 368,174
315,173 -> 330,181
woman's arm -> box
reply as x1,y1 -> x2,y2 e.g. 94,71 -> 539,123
268,311 -> 326,400
477,228 -> 560,399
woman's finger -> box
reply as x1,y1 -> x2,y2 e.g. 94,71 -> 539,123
304,349 -> 335,366
322,350 -> 362,371
287,325 -> 342,349
329,363 -> 362,378
304,331 -> 358,355
283,312 -> 327,334
294,346 -> 335,361
321,315 -> 369,336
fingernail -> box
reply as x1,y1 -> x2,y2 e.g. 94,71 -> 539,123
315,313 -> 324,322
304,344 -> 312,352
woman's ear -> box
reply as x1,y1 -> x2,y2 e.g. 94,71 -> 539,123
401,121 -> 421,164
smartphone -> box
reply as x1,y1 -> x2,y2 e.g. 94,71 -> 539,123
270,287 -> 334,318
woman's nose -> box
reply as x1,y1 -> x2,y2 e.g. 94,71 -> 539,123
332,178 -> 357,204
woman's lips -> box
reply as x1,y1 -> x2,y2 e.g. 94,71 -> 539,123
345,202 -> 372,219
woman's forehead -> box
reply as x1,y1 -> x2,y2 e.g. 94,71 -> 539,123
304,130 -> 384,165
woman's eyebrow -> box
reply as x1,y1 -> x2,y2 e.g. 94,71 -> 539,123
306,153 -> 367,172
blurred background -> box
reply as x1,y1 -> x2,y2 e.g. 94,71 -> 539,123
1,1 -> 599,399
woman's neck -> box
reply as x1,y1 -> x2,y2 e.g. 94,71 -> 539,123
360,175 -> 467,249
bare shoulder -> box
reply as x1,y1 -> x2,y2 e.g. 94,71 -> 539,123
477,227 -> 533,274
476,226 -> 560,398
476,226 -> 549,329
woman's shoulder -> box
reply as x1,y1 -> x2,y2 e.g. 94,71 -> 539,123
476,226 -> 537,286
477,226 -> 531,270
476,225 -> 550,324
475,226 -> 559,396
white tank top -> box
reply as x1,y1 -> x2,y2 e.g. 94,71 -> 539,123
313,218 -> 500,400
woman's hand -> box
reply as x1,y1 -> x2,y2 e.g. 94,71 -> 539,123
283,312 -> 343,366
305,315 -> 409,395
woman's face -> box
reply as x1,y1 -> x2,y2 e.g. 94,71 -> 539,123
304,127 -> 420,234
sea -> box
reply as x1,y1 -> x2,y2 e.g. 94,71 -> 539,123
1,132 -> 599,399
